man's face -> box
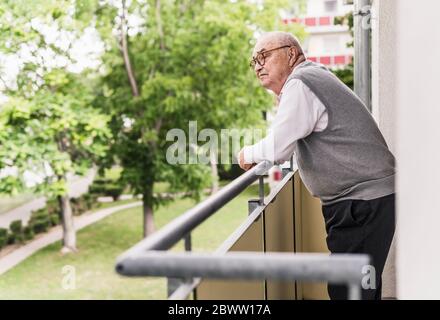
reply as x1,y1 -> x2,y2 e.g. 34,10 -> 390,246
252,38 -> 292,94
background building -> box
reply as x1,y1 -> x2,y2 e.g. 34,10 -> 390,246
283,0 -> 353,68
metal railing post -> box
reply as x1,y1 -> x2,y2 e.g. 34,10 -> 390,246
248,199 -> 260,216
167,233 -> 193,298
184,233 -> 191,252
117,161 -> 369,301
348,282 -> 362,300
282,156 -> 295,178
258,176 -> 265,205
167,277 -> 183,298
354,0 -> 372,111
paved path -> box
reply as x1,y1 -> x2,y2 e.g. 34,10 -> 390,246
0,170 -> 96,228
0,201 -> 142,275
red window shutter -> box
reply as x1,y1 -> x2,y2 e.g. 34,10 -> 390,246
319,16 -> 331,26
320,56 -> 331,65
305,17 -> 316,26
334,55 -> 346,64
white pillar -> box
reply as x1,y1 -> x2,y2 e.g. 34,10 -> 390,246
371,0 -> 398,299
394,0 -> 440,299
371,0 -> 396,150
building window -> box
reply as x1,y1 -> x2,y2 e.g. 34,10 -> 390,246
324,0 -> 337,13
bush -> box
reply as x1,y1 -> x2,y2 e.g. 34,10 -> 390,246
0,227 -> 8,238
31,208 -> 48,218
8,220 -> 24,244
7,233 -> 15,245
32,219 -> 50,234
0,226 -> 24,247
106,186 -> 123,201
82,193 -> 97,209
0,228 -> 8,249
72,193 -> 99,214
0,238 -> 6,249
89,185 -> 104,195
45,198 -> 59,216
49,214 -> 60,226
89,178 -> 124,201
9,220 -> 23,234
29,209 -> 51,234
15,233 -> 24,244
71,197 -> 88,215
23,226 -> 34,241
88,178 -> 107,194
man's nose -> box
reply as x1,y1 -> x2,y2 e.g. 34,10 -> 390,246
255,62 -> 263,73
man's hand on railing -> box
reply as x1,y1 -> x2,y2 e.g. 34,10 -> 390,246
237,149 -> 256,171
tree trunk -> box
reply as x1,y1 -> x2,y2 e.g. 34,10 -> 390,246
155,0 -> 166,50
119,1 -> 162,239
120,0 -> 139,97
143,198 -> 155,238
58,194 -> 77,254
210,150 -> 219,194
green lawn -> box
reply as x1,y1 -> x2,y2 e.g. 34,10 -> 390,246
0,184 -> 262,299
102,166 -> 170,194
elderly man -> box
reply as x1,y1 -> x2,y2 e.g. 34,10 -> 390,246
238,32 -> 395,300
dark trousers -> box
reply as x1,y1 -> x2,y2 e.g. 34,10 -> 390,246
322,193 -> 395,300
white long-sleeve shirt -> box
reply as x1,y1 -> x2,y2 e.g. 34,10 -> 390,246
243,64 -> 329,164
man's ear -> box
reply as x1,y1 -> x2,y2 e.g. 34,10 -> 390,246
288,48 -> 296,67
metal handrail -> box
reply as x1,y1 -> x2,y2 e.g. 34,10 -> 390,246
116,161 -> 272,259
115,160 -> 369,300
117,251 -> 368,299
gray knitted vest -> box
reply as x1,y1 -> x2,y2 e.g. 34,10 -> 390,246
288,61 -> 395,205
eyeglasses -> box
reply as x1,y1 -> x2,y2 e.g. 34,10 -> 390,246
249,45 -> 291,68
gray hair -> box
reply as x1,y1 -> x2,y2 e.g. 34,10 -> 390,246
258,31 -> 304,55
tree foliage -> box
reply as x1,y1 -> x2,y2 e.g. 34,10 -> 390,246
0,0 -> 306,239
0,0 -> 111,252
91,0 -> 305,235
333,12 -> 354,89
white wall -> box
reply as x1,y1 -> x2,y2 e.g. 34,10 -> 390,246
373,0 -> 440,300
394,0 -> 440,299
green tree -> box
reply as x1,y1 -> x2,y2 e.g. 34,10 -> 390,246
90,0 -> 305,237
0,70 -> 110,253
0,1 -> 110,253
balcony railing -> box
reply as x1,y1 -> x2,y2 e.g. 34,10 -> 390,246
115,161 -> 369,300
